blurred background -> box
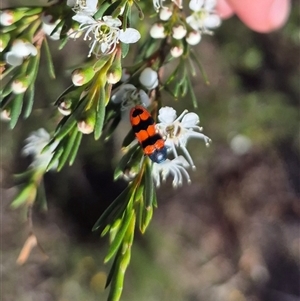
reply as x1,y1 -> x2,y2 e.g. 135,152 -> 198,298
1,1 -> 299,301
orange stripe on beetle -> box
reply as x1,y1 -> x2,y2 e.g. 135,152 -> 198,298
130,105 -> 167,163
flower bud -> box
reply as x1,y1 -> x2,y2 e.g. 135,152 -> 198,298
170,46 -> 184,58
0,109 -> 11,121
57,99 -> 72,116
0,10 -> 23,26
0,33 -> 10,52
77,109 -> 96,134
11,77 -> 29,94
106,50 -> 122,84
150,23 -> 166,39
159,8 -> 172,21
172,25 -> 187,40
139,67 -> 158,90
72,66 -> 95,86
186,31 -> 201,45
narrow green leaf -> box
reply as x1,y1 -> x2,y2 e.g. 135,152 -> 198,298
43,38 -> 56,79
107,214 -> 135,301
94,2 -> 110,19
57,128 -> 79,171
10,183 -> 36,209
108,218 -> 122,242
138,194 -> 145,233
23,84 -> 35,119
105,247 -> 122,288
68,131 -> 82,166
94,86 -> 106,140
121,43 -> 129,59
9,93 -> 24,129
187,76 -> 198,109
144,162 -> 154,209
92,185 -> 131,231
58,36 -> 69,50
104,209 -> 134,263
114,144 -> 140,180
1,24 -> 18,33
140,206 -> 153,234
93,56 -> 110,71
46,145 -> 63,172
190,50 -> 210,85
152,187 -> 158,208
54,115 -> 77,141
13,169 -> 35,182
1,80 -> 13,99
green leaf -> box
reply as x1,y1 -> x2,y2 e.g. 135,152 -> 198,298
94,86 -> 106,140
114,144 -> 140,180
187,76 -> 198,108
43,38 -> 56,79
46,145 -> 63,172
92,185 -> 131,231
57,128 -> 79,171
104,209 -> 134,263
23,84 -> 35,119
140,206 -> 153,234
54,115 -> 77,141
107,214 -> 135,301
108,218 -> 122,242
58,36 -> 69,50
10,183 -> 36,209
144,161 -> 154,209
68,131 -> 82,166
93,56 -> 110,71
94,2 -> 110,19
9,93 -> 24,129
190,50 -> 209,85
121,43 -> 129,59
105,247 -> 122,288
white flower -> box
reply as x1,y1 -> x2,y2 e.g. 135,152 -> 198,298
156,106 -> 211,168
139,67 -> 159,90
187,0 -> 221,34
4,39 -> 37,66
111,84 -> 151,110
70,15 -> 140,57
67,0 -> 98,15
22,129 -> 58,170
152,156 -> 191,188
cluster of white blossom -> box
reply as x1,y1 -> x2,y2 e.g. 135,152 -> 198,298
152,106 -> 211,187
67,0 -> 140,57
110,67 -> 211,187
150,0 -> 221,57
